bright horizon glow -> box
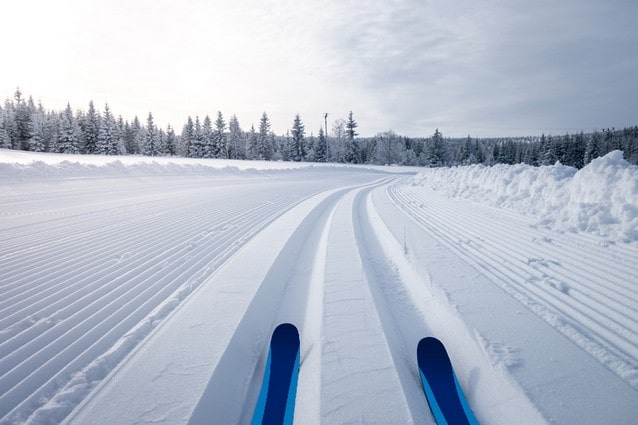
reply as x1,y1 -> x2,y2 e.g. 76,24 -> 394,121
2,0 -> 637,138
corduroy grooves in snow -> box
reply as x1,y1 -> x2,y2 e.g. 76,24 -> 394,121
0,149 -> 636,425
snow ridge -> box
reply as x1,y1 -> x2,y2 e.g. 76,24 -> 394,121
411,151 -> 638,242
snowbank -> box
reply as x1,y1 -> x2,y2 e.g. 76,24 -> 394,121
0,159 -> 249,180
411,151 -> 638,242
0,149 -> 412,180
0,149 -> 316,180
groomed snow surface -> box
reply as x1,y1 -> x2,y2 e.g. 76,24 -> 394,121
0,149 -> 636,424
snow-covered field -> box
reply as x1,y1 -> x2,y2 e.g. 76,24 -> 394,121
0,149 -> 636,424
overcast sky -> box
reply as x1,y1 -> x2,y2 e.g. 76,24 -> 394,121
2,0 -> 637,137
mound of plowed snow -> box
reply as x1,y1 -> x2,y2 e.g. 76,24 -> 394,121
411,151 -> 638,242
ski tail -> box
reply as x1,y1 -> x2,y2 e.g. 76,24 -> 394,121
252,323 -> 300,425
417,337 -> 479,425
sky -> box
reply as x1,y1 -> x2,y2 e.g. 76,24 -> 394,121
2,0 -> 637,138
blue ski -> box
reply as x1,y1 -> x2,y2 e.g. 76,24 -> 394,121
417,337 -> 479,425
251,323 -> 300,425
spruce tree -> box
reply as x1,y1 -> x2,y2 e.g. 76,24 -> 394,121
143,112 -> 160,156
181,117 -> 194,157
57,103 -> 80,154
126,116 -> 142,154
0,121 -> 10,149
2,99 -> 17,149
165,124 -> 177,156
190,116 -> 204,158
97,103 -> 120,155
345,111 -> 359,163
246,124 -> 258,160
202,115 -> 213,158
314,126 -> 327,162
13,88 -> 32,150
83,100 -> 100,154
28,109 -> 47,152
426,128 -> 445,166
457,136 -> 474,164
569,132 -> 586,168
584,131 -> 602,165
474,140 -> 485,164
538,134 -> 551,165
213,111 -> 226,158
290,114 -> 306,162
258,112 -> 273,160
0,107 -> 11,149
228,114 -> 243,159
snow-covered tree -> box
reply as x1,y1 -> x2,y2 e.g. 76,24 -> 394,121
314,126 -> 327,163
246,124 -> 259,160
57,103 -> 81,154
189,116 -> 204,158
228,114 -> 243,159
330,118 -> 347,162
181,116 -> 194,157
142,112 -> 160,156
290,114 -> 306,162
0,107 -> 11,149
213,111 -> 226,158
456,136 -> 475,165
373,130 -> 405,165
13,88 -> 33,150
201,115 -> 213,158
97,104 -> 121,155
125,116 -> 141,154
28,108 -> 47,152
165,124 -> 177,156
1,100 -> 17,149
584,131 -> 602,165
604,128 -> 622,152
567,132 -> 586,168
82,100 -> 100,154
258,112 -> 274,160
501,140 -> 517,164
426,128 -> 445,166
344,111 -> 359,163
0,125 -> 10,149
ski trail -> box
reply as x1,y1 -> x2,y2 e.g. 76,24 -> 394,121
0,194 -> 292,423
63,185 -> 345,425
352,187 -> 434,425
294,202 -> 336,425
1,171 -> 383,425
353,186 -> 547,425
381,179 -> 638,424
63,178 -> 391,425
319,185 -> 414,424
230,187 -> 348,425
388,181 -> 638,387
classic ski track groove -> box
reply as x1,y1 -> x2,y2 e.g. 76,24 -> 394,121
0,176 -> 350,423
388,181 -> 638,387
0,194 -> 292,329
2,169 -> 636,424
184,178 -> 397,425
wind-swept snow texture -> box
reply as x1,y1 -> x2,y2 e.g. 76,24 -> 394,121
411,151 -> 638,243
1,150 -> 636,424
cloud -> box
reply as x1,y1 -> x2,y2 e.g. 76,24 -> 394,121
2,0 -> 636,138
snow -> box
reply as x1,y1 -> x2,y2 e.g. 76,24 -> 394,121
0,150 -> 636,424
410,151 -> 638,243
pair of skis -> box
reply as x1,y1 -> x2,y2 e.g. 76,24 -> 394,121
251,324 -> 478,425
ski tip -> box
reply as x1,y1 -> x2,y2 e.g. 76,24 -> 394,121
274,323 -> 298,333
418,336 -> 445,355
272,323 -> 299,342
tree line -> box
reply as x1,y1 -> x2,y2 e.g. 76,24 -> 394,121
1,88 -> 637,168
